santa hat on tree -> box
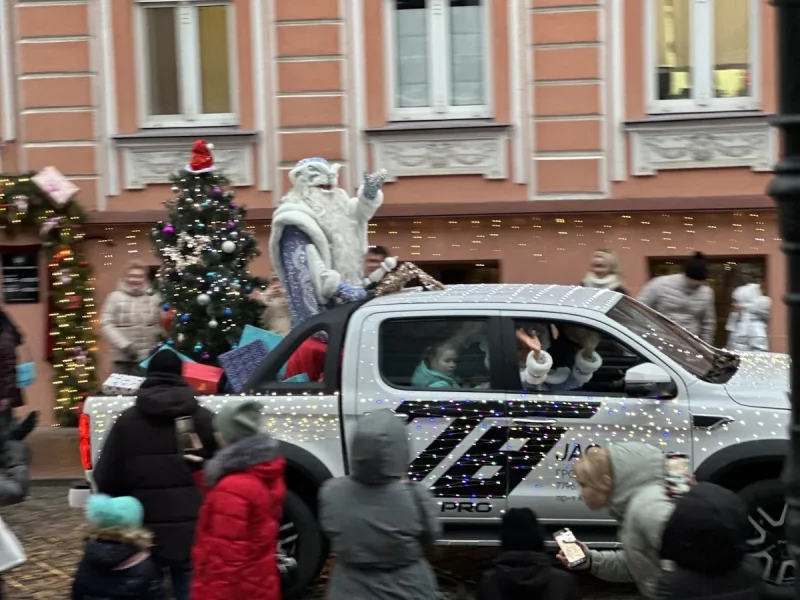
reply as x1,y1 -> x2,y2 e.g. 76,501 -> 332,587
185,140 -> 215,174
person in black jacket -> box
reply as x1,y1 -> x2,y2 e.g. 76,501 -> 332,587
72,494 -> 163,599
93,350 -> 217,600
476,508 -> 580,600
657,482 -> 762,600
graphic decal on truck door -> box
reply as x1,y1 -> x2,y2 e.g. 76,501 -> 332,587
394,399 -> 600,498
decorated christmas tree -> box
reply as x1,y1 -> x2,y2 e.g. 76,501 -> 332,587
150,141 -> 266,364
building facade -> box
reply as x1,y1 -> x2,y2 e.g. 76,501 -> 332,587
0,0 -> 781,423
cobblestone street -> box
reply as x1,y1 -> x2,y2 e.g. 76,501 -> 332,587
0,484 -> 638,599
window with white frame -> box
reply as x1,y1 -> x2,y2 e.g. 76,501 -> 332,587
647,0 -> 759,113
136,0 -> 236,127
387,0 -> 490,121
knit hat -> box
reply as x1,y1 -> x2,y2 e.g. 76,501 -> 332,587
86,494 -> 144,529
147,349 -> 183,376
500,508 -> 545,552
215,399 -> 263,445
661,482 -> 749,575
684,251 -> 709,282
186,140 -> 215,174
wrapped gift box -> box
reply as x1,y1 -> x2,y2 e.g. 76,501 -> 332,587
219,340 -> 270,393
182,362 -> 223,395
102,373 -> 145,396
239,325 -> 287,379
140,345 -> 195,370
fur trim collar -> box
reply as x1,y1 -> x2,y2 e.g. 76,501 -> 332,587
84,525 -> 152,551
204,433 -> 280,487
582,272 -> 622,289
269,202 -> 332,283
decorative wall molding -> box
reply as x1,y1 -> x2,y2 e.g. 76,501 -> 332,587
628,118 -> 776,176
115,134 -> 256,190
368,126 -> 509,181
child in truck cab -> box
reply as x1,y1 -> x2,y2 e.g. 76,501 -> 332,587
411,341 -> 461,388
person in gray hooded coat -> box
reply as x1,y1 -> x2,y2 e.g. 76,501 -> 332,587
562,443 -> 675,599
319,409 -> 440,600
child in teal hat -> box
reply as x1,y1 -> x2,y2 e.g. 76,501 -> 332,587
72,494 -> 164,599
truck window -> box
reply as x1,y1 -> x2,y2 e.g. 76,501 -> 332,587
379,318 -> 492,390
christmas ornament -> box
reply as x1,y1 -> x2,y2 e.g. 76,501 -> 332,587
222,240 -> 236,253
12,195 -> 28,214
181,314 -> 189,323
163,225 -> 175,235
171,186 -> 179,194
208,320 -> 218,329
197,293 -> 211,306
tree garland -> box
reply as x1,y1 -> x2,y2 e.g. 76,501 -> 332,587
0,172 -> 98,426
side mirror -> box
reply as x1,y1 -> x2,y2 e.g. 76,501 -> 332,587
624,363 -> 678,400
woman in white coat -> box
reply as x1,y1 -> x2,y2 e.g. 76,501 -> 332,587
726,283 -> 771,352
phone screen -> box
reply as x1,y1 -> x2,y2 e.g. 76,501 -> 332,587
175,417 -> 202,453
665,453 -> 691,495
554,528 -> 586,567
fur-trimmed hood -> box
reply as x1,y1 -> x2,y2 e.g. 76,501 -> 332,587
204,433 -> 282,488
80,526 -> 153,572
84,525 -> 153,550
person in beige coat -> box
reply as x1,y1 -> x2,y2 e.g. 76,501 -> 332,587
260,274 -> 291,336
637,252 -> 716,345
100,262 -> 162,375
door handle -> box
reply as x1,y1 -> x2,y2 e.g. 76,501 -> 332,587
511,418 -> 557,425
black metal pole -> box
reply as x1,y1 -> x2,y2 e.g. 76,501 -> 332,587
768,2 -> 800,596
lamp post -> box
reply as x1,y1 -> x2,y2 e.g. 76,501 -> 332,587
767,1 -> 800,595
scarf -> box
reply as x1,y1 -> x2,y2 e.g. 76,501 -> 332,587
582,272 -> 622,290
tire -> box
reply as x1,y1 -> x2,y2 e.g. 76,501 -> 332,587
737,479 -> 795,600
280,489 -> 326,600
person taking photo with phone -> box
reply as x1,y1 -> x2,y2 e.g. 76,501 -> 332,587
93,350 -> 218,600
476,508 -> 579,600
558,443 -> 675,599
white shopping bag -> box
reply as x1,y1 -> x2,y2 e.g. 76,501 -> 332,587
0,517 -> 25,572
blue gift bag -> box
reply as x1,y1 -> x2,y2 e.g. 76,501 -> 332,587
139,345 -> 196,370
16,361 -> 35,389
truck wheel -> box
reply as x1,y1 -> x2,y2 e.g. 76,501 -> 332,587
279,490 -> 326,600
738,479 -> 794,599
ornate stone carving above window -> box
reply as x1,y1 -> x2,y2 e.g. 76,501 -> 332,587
626,114 -> 776,176
366,121 -> 510,181
114,129 -> 257,190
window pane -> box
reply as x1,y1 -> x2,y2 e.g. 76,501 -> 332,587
449,0 -> 484,106
713,0 -> 749,98
395,0 -> 429,108
655,0 -> 691,101
146,8 -> 180,115
198,5 -> 232,114
379,318 -> 491,390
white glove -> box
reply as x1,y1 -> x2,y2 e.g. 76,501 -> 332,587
366,256 -> 399,284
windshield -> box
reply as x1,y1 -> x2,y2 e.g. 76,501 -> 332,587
608,296 -> 739,384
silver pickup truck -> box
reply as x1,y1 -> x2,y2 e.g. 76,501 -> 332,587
70,284 -> 793,599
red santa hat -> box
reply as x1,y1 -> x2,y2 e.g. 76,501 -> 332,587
185,140 -> 215,174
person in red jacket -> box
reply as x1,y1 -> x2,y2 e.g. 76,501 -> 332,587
190,400 -> 286,600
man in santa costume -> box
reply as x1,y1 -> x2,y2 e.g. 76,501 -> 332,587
269,158 -> 396,330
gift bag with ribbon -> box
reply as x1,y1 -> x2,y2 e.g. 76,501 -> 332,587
15,346 -> 35,389
0,517 -> 25,573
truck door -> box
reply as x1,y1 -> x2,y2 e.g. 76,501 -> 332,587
345,308 -> 508,533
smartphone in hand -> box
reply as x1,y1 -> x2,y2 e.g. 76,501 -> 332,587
175,417 -> 203,454
554,528 -> 588,568
665,452 -> 691,497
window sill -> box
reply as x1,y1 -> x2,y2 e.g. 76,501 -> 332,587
113,129 -> 258,190
623,112 -> 776,176
365,120 -> 511,181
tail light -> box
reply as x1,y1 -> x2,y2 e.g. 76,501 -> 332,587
78,413 -> 92,470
